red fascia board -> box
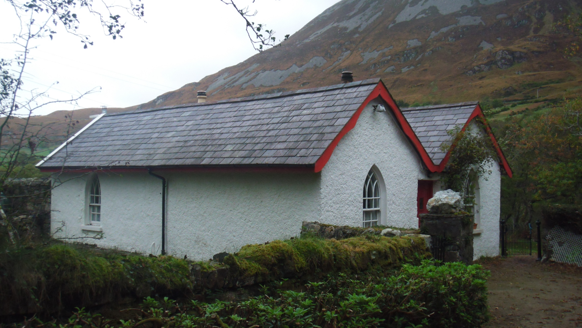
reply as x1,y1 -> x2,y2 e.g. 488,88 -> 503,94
476,106 -> 513,178
314,82 -> 438,173
435,105 -> 513,178
38,166 -> 315,174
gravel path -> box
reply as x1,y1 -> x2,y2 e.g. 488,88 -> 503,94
479,256 -> 582,328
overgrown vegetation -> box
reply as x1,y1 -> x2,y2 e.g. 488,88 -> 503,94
0,239 -> 193,315
0,229 -> 430,317
490,97 -> 582,228
225,234 -> 428,280
440,120 -> 497,196
14,261 -> 490,328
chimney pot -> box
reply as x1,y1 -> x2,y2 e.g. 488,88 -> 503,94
101,106 -> 107,115
197,90 -> 207,103
341,71 -> 353,83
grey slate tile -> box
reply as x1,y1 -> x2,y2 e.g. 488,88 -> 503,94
40,80 -> 477,170
401,103 -> 477,166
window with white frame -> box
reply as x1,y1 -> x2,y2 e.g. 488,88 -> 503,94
88,176 -> 101,224
363,170 -> 381,227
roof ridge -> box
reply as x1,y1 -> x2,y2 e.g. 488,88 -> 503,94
109,79 -> 382,117
401,101 -> 479,112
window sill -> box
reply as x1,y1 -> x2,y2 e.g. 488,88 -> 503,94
473,228 -> 483,235
82,225 -> 102,232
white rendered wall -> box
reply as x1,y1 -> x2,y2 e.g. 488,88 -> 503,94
319,100 -> 425,228
166,172 -> 320,260
473,160 -> 501,259
51,172 -> 164,255
52,171 -> 320,260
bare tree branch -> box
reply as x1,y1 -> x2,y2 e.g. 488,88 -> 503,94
220,0 -> 289,52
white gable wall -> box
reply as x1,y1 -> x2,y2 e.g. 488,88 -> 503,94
165,172 -> 320,260
51,172 -> 163,255
319,100 -> 425,228
465,121 -> 502,259
473,160 -> 501,259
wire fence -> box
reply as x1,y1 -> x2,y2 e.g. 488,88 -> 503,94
546,226 -> 582,267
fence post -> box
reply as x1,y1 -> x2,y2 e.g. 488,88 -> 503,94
529,222 -> 533,256
536,220 -> 542,261
500,220 -> 507,257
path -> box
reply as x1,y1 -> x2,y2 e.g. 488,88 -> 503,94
479,256 -> 582,328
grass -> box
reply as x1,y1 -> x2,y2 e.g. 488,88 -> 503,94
505,240 -> 536,256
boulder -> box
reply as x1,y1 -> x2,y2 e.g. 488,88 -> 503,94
381,228 -> 402,237
404,234 -> 431,249
213,252 -> 230,263
426,190 -> 463,214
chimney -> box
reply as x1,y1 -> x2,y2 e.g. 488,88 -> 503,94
197,90 -> 207,103
341,71 -> 353,83
101,106 -> 107,115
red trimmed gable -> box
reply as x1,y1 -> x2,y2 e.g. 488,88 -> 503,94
314,81 -> 513,177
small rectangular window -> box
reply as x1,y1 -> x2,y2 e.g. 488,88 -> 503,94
89,177 -> 101,224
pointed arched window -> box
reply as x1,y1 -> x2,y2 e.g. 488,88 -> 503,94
363,169 -> 381,227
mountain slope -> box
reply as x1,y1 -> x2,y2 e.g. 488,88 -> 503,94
136,0 -> 582,110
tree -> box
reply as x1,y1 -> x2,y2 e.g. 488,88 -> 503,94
491,98 -> 582,226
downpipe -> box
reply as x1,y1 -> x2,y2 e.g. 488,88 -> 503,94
148,169 -> 166,255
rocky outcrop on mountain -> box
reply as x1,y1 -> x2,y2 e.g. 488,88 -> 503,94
466,50 -> 528,76
495,50 -> 528,69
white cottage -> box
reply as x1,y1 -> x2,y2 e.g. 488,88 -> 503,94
38,79 -> 512,260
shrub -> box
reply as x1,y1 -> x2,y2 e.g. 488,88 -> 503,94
27,260 -> 490,328
1,234 -> 431,316
0,243 -> 192,315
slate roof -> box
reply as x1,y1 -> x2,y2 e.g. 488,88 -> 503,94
401,102 -> 479,165
39,79 -> 381,169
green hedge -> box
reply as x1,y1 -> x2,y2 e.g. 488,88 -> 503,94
0,244 -> 192,315
29,260 -> 490,328
1,235 -> 430,316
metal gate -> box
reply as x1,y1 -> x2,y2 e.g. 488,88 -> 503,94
430,234 -> 459,262
500,219 -> 542,260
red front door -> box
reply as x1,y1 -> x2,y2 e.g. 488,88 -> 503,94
417,180 -> 434,227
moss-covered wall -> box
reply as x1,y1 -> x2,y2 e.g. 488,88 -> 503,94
0,234 -> 430,317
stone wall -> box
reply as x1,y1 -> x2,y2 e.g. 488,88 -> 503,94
420,214 -> 474,264
301,221 -> 419,239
